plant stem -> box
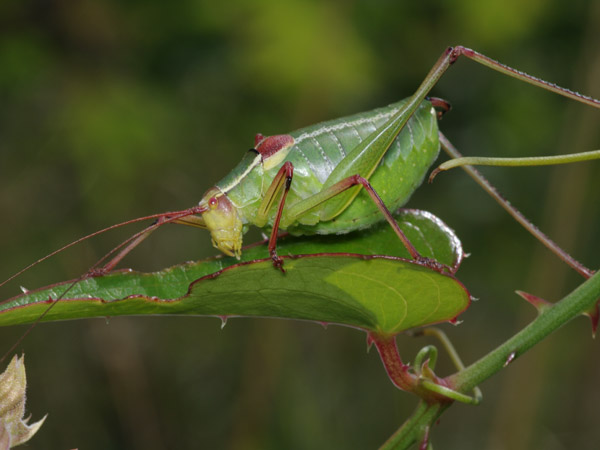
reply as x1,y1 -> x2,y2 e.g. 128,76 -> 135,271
436,149 -> 600,171
370,334 -> 415,392
379,401 -> 444,450
448,269 -> 600,391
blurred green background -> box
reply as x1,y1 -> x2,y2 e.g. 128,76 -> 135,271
1,0 -> 599,449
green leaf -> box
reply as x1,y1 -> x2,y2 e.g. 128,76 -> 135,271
0,210 -> 469,335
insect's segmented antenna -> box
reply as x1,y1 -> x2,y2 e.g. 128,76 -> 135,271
0,206 -> 207,292
0,205 -> 208,364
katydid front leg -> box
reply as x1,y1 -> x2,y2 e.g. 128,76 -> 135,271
254,162 -> 294,271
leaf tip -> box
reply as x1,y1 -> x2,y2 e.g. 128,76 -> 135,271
448,318 -> 462,326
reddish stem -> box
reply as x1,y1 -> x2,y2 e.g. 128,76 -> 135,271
370,333 -> 459,404
369,333 -> 415,392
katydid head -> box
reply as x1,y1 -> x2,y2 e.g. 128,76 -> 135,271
199,187 -> 243,259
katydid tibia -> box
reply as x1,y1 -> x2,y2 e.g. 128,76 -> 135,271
1,46 -> 599,338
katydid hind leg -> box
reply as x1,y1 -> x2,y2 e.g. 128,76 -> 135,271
400,46 -> 600,275
316,49 -> 455,220
450,46 -> 600,109
429,47 -> 599,277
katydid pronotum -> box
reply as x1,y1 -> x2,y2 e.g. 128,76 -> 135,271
1,45 -> 599,360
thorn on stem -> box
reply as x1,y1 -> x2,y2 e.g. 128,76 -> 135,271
504,351 -> 517,367
583,302 -> 599,338
219,316 -> 228,329
366,334 -> 375,352
515,290 -> 552,314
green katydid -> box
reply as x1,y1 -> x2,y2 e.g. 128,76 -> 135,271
2,45 -> 599,309
89,46 -> 600,277
0,45 -> 598,424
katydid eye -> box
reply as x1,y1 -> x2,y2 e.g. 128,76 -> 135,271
209,197 -> 218,208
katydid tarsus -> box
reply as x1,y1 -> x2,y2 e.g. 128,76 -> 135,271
1,46 -> 599,360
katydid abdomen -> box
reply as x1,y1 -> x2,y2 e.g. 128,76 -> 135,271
214,98 -> 439,254
289,98 -> 439,234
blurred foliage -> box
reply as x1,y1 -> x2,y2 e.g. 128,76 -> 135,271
0,0 -> 599,449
